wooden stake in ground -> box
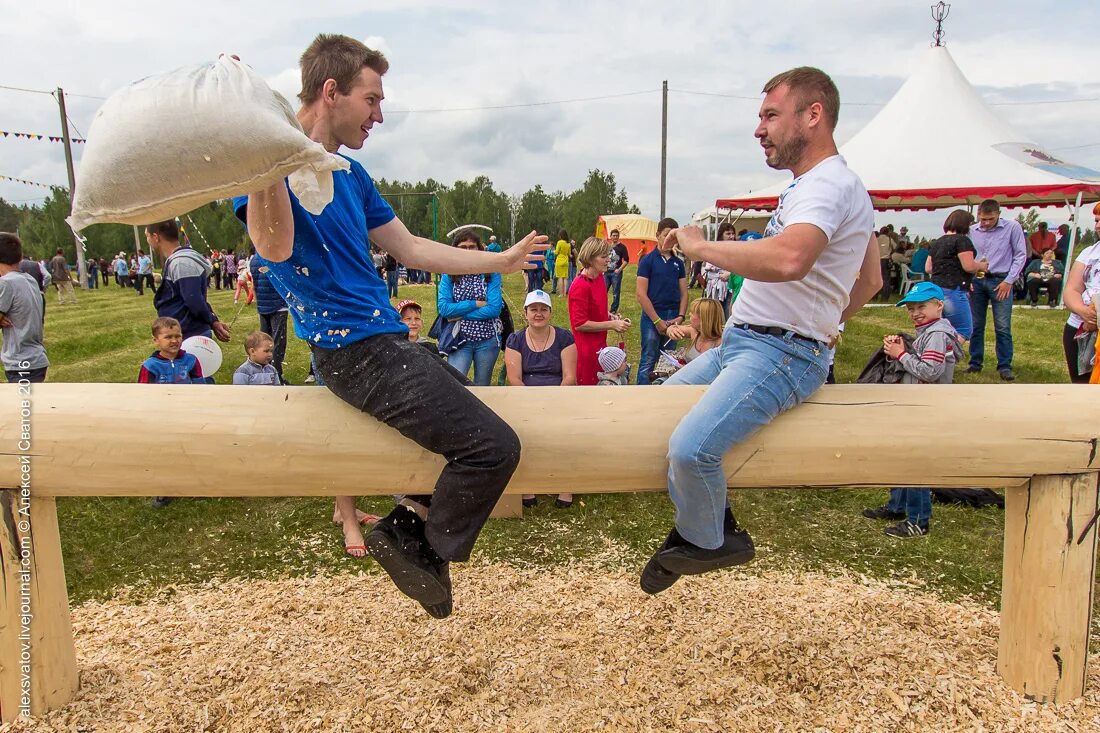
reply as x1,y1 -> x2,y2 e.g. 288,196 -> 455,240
0,494 -> 78,720
998,473 -> 1100,702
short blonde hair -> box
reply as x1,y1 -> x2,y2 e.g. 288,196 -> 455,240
245,330 -> 274,352
691,298 -> 725,340
576,237 -> 611,268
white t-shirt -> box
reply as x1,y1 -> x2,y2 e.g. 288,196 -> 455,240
1066,243 -> 1100,329
729,154 -> 873,343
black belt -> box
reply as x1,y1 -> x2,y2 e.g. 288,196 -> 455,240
734,323 -> 820,345
986,272 -> 1008,279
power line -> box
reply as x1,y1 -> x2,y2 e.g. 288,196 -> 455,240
0,83 -> 53,96
65,115 -> 87,141
670,87 -> 1100,107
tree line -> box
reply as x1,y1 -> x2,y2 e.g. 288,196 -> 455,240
0,169 -> 640,263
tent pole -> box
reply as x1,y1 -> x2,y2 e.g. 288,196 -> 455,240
1060,191 -> 1083,308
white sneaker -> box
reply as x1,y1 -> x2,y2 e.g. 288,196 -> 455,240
304,374 -> 316,384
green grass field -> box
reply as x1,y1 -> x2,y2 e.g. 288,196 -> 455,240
43,272 -> 1083,614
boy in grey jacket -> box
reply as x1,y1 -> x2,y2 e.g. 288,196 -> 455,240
232,331 -> 280,386
863,282 -> 961,537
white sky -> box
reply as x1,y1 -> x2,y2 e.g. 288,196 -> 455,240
1,0 -> 1098,237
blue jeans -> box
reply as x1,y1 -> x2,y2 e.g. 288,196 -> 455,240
448,336 -> 500,386
887,488 -> 931,528
663,326 -> 829,548
968,276 -> 1013,370
386,270 -> 398,298
567,263 -> 577,291
637,305 -> 680,385
606,270 -> 624,313
941,286 -> 973,341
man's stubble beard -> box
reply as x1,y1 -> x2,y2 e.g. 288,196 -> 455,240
766,128 -> 808,171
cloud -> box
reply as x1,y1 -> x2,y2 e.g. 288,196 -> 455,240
1,0 -> 1097,232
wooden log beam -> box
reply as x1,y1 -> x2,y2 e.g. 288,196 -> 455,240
1,384 -> 1098,497
998,473 -> 1100,702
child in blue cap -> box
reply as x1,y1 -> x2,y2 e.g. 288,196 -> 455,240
863,281 -> 962,537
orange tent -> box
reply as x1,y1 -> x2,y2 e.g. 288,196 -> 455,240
595,214 -> 657,263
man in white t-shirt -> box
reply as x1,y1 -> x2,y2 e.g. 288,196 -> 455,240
641,66 -> 881,594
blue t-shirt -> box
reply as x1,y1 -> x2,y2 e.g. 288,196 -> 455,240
233,156 -> 406,348
909,248 -> 930,274
138,255 -> 153,274
637,249 -> 685,310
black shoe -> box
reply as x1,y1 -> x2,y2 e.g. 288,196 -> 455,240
965,365 -> 982,374
884,520 -> 929,538
365,506 -> 450,610
640,527 -> 688,595
420,561 -> 452,619
655,514 -> 755,576
554,498 -> 573,509
522,497 -> 538,508
151,496 -> 173,508
999,369 -> 1015,382
862,505 -> 905,521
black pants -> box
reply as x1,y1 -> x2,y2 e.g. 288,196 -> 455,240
879,259 -> 892,298
258,310 -> 288,382
5,367 -> 47,383
312,334 -> 521,561
1063,323 -> 1093,384
1026,278 -> 1061,305
134,272 -> 154,295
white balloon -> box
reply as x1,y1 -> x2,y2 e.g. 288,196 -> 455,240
181,335 -> 223,377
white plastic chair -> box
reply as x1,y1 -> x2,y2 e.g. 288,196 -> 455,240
898,265 -> 927,296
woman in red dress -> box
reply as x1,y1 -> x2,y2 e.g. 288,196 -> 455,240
568,237 -> 631,385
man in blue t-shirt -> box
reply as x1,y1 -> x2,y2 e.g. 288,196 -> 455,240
635,217 -> 688,384
135,249 -> 155,295
235,34 -> 545,619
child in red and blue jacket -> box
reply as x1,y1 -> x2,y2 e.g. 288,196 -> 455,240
138,316 -> 204,384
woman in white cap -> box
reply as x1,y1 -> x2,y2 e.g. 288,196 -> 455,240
505,289 -> 578,508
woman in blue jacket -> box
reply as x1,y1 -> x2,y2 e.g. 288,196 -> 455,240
437,230 -> 503,386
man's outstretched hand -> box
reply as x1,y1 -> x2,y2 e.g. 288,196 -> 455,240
667,225 -> 708,261
501,231 -> 548,274
212,321 -> 232,342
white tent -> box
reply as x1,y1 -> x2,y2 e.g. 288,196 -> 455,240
690,206 -> 770,238
716,45 -> 1100,213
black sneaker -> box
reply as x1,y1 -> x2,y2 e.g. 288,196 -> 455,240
884,520 -> 929,538
640,528 -> 686,595
656,517 -> 756,576
421,562 -> 452,619
554,498 -> 573,509
522,497 -> 538,508
998,369 -> 1015,382
965,365 -> 982,374
862,505 -> 905,521
151,496 -> 173,508
365,506 -> 450,610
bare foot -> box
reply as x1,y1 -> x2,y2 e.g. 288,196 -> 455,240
332,508 -> 380,526
342,519 -> 366,558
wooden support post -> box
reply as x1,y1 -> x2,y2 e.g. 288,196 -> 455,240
998,473 -> 1100,703
0,494 -> 78,722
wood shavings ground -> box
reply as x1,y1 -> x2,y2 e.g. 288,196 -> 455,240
7,566 -> 1100,733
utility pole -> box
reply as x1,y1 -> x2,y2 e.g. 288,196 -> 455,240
660,80 -> 668,220
56,87 -> 88,288
431,193 -> 439,241
508,195 -> 522,247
